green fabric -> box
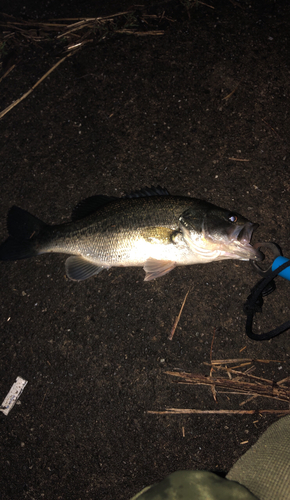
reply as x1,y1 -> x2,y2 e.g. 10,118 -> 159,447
130,470 -> 258,500
130,416 -> 290,500
227,415 -> 290,500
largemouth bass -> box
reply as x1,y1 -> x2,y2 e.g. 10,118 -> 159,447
0,187 -> 262,281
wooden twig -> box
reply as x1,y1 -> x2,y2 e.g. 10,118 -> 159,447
210,328 -> 215,363
115,30 -> 164,36
208,359 -> 282,365
209,365 -> 217,402
210,365 -> 274,385
0,64 -> 15,84
198,1 -> 215,8
168,288 -> 191,340
277,376 -> 290,386
149,355 -> 289,416
164,371 -> 290,403
0,54 -> 71,120
228,158 -> 250,161
0,11 -> 169,120
239,395 -> 258,407
148,409 -> 290,415
222,79 -> 243,100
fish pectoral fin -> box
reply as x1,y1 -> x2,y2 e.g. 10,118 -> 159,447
65,256 -> 110,281
143,258 -> 176,281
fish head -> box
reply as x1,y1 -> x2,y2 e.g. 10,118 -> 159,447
179,205 -> 263,262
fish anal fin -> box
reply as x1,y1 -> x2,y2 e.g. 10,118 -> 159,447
65,256 -> 110,281
143,258 -> 176,281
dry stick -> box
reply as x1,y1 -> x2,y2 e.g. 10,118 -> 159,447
148,409 -> 290,415
1,11 -> 169,37
228,158 -> 250,161
0,12 -> 166,120
215,391 -> 285,403
240,395 -> 258,407
210,328 -> 216,363
184,380 -> 288,403
216,362 -> 252,373
57,19 -> 103,37
3,11 -> 131,26
209,365 -> 217,402
262,118 -> 283,142
168,288 -> 191,340
115,30 -> 164,36
50,12 -> 168,22
231,363 -> 253,370
56,12 -> 166,38
165,371 -> 289,402
148,356 -> 288,415
209,365 -> 281,386
168,369 -> 282,388
222,79 -> 243,100
209,328 -> 217,400
0,64 -> 15,84
67,40 -> 93,51
208,359 -> 282,365
198,1 -> 215,8
277,376 -> 290,386
0,53 -> 71,120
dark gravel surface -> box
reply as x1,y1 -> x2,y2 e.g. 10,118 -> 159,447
0,1 -> 290,499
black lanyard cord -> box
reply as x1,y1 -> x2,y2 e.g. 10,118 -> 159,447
244,260 -> 290,341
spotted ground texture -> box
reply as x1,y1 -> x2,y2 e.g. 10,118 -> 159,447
0,1 -> 290,499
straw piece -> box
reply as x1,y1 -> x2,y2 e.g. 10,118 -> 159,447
148,409 -> 290,415
164,371 -> 290,403
0,54 -> 71,120
168,288 -> 191,341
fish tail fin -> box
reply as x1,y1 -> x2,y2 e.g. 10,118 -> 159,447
0,206 -> 47,261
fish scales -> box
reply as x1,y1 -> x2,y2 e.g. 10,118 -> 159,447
40,196 -> 195,265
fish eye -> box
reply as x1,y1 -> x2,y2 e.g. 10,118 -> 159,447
228,213 -> 238,223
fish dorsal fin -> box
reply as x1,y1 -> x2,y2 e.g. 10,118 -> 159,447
72,187 -> 169,220
143,258 -> 176,281
71,195 -> 117,221
65,256 -> 110,281
125,186 -> 170,199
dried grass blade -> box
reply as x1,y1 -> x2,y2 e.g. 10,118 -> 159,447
168,288 -> 191,341
0,54 -> 71,120
148,409 -> 290,415
164,371 -> 290,403
209,359 -> 282,365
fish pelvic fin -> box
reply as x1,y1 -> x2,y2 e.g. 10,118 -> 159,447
143,258 -> 176,281
0,206 -> 47,261
65,256 -> 110,281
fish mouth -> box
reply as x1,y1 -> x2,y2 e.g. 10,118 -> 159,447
179,212 -> 263,262
230,222 -> 263,261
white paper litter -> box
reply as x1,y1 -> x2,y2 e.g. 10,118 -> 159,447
0,377 -> 28,416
